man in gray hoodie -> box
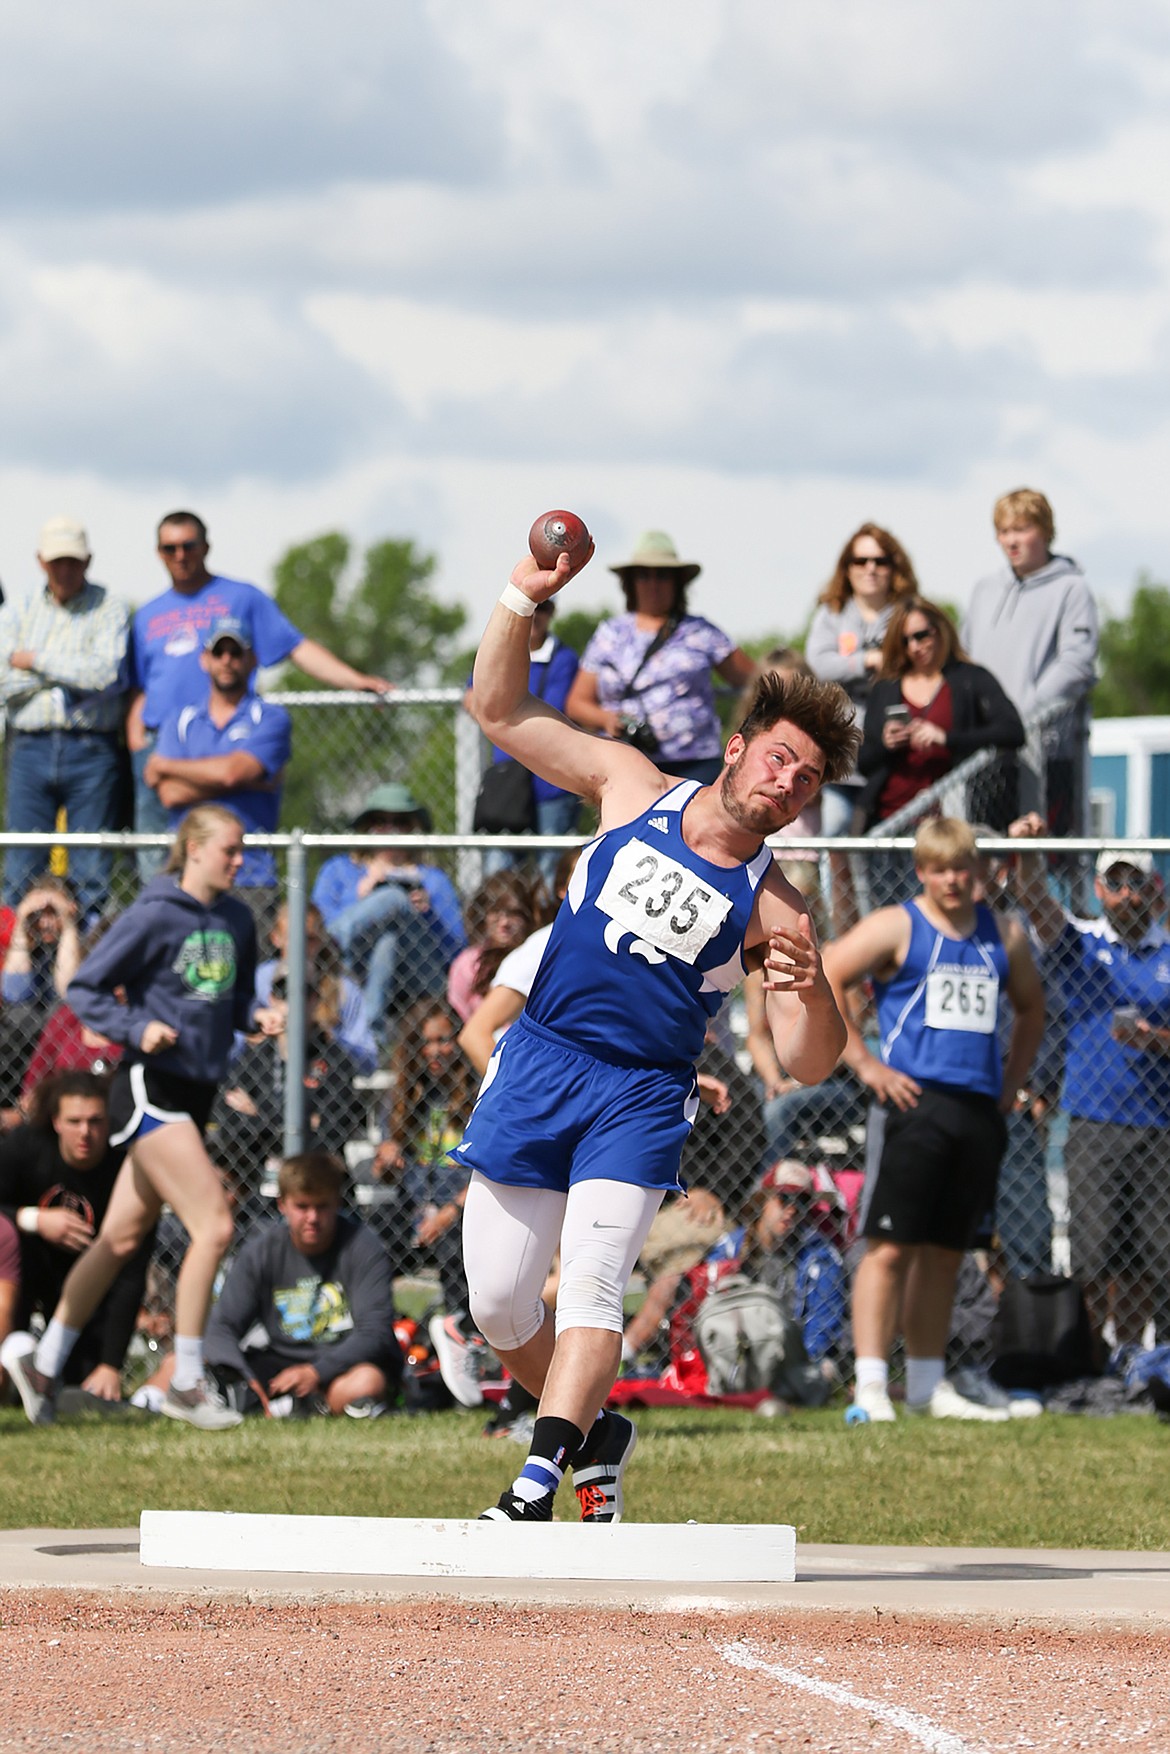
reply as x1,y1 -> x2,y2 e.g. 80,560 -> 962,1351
963,488 -> 1098,831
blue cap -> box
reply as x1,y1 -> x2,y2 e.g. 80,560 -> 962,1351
203,616 -> 252,652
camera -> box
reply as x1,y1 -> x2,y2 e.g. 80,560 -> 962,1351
616,716 -> 660,757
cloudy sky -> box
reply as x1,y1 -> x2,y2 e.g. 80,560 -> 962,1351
2,0 -> 1169,646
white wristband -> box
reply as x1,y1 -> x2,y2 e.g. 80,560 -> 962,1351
16,1207 -> 39,1234
499,582 -> 538,618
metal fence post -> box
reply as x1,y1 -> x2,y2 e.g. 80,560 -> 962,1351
282,827 -> 308,1159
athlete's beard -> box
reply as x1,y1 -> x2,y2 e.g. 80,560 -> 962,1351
719,755 -> 796,836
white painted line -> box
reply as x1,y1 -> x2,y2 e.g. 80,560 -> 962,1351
718,1640 -> 978,1754
140,1512 -> 796,1584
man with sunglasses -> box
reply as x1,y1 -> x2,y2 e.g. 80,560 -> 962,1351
1010,816 -> 1170,1349
127,510 -> 389,876
145,617 -> 291,920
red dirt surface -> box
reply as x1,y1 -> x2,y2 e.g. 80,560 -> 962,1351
1,1593 -> 1167,1752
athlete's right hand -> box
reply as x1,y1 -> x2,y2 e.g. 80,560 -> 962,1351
140,1020 -> 179,1054
859,1058 -> 921,1111
509,545 -> 594,605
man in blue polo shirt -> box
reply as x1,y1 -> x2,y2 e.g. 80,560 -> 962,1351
127,509 -> 389,875
146,617 -> 291,910
1011,815 -> 1170,1348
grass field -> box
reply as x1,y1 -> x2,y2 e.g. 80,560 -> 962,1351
2,1403 -> 1167,1549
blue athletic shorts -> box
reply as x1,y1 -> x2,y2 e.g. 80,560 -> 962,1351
451,1014 -> 699,1193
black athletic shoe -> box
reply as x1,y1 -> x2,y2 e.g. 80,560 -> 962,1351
573,1411 -> 637,1524
478,1489 -> 553,1522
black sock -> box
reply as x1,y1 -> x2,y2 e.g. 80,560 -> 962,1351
510,1415 -> 585,1504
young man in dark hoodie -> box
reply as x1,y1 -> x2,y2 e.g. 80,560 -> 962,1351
962,488 -> 1098,832
8,804 -> 283,1430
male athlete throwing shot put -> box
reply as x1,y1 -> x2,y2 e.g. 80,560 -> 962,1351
456,534 -> 860,1523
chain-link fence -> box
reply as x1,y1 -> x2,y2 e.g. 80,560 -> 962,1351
0,689 -> 1162,1392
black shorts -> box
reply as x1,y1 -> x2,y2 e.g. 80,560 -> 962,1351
108,1062 -> 217,1148
863,1085 -> 1007,1251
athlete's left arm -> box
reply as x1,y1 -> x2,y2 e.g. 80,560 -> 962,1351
1000,914 -> 1047,1112
752,877 -> 847,1086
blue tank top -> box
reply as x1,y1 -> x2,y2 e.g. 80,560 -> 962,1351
525,780 -> 772,1068
874,900 -> 1009,1099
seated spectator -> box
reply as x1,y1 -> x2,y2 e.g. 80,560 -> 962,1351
0,1072 -> 151,1403
857,597 -> 1025,908
857,596 -> 1025,833
254,901 -> 376,1073
0,1212 -> 20,1393
446,870 -> 544,1025
213,968 -> 366,1180
707,1161 -> 849,1381
15,916 -> 125,1121
681,1018 -> 766,1216
144,616 -> 291,925
205,1149 -> 399,1417
458,848 -> 581,1076
372,998 -> 481,1405
464,596 -> 581,884
0,879 -> 84,1115
312,784 -> 466,1045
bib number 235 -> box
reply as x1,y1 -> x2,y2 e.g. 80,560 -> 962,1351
596,838 -> 732,964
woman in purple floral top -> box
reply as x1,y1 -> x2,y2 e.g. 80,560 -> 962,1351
566,531 -> 757,783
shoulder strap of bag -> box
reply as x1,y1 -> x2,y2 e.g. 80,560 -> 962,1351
620,616 -> 679,705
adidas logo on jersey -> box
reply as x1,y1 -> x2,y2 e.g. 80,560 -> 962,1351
648,816 -> 669,833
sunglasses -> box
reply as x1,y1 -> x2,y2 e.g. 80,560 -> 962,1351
903,627 -> 936,646
209,641 -> 246,657
1100,871 -> 1155,894
850,555 -> 892,569
159,540 -> 203,555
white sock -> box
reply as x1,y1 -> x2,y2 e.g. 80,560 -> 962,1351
854,1357 -> 888,1394
905,1357 -> 944,1407
35,1320 -> 79,1379
171,1335 -> 205,1392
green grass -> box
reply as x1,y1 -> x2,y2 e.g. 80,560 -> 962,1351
2,1404 -> 1167,1549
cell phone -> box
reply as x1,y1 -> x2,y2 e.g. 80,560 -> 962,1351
885,704 -> 911,724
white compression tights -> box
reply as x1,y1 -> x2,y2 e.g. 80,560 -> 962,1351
463,1172 -> 666,1349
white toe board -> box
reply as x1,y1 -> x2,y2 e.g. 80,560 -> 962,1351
139,1510 -> 796,1583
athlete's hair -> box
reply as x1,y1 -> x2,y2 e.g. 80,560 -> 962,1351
29,1070 -> 111,1132
165,803 -> 245,874
156,509 -> 208,544
876,595 -> 966,680
913,816 -> 978,868
736,670 -> 860,785
278,1149 -> 346,1201
818,522 -> 919,614
993,487 -> 1054,545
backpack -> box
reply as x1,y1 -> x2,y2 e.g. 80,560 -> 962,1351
694,1275 -> 803,1397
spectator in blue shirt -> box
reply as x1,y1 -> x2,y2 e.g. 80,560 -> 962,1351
127,510 -> 389,876
1011,815 -> 1170,1345
145,618 -> 291,916
312,784 -> 466,1047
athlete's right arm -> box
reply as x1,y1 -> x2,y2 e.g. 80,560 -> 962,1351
821,909 -> 922,1110
471,554 -> 672,825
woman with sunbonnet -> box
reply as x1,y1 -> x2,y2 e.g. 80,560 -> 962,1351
566,530 -> 757,784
